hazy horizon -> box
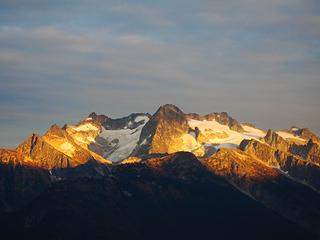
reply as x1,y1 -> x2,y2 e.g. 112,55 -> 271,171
1,0 -> 319,147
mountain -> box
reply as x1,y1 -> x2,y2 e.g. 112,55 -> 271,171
0,104 -> 319,239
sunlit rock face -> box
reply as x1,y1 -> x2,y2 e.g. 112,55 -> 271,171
16,133 -> 76,169
204,148 -> 279,180
263,129 -> 291,152
239,133 -> 320,192
132,104 -> 203,156
15,124 -> 111,170
0,123 -> 112,172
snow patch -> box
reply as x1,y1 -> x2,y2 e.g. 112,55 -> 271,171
140,138 -> 147,145
242,125 -> 265,138
135,115 -> 149,123
215,143 -> 238,149
277,131 -> 304,141
189,131 -> 196,138
181,134 -> 201,152
72,123 -> 98,132
60,142 -> 73,150
87,136 -> 95,142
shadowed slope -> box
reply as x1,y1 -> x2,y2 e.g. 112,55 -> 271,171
0,152 -> 315,240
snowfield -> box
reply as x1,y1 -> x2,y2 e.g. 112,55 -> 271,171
182,119 -> 267,154
99,119 -> 149,162
276,131 -> 305,142
188,119 -> 265,146
72,123 -> 98,132
135,115 -> 149,123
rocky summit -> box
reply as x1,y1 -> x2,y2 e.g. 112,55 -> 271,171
0,104 -> 320,240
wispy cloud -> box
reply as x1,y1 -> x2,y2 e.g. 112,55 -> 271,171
0,1 -> 319,147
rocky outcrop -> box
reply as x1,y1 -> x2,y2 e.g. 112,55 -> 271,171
287,127 -> 320,143
16,134 -> 76,169
204,148 -> 279,180
186,111 -> 244,132
290,140 -> 320,165
0,149 -> 24,166
239,139 -> 280,167
87,112 -> 109,125
239,137 -> 320,191
263,129 -> 290,152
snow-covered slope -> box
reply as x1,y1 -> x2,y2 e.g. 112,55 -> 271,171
99,115 -> 149,162
276,131 -> 306,144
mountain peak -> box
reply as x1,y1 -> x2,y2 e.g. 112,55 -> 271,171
153,104 -> 185,121
159,103 -> 182,110
87,112 -> 108,124
264,129 -> 290,152
88,112 -> 98,118
45,124 -> 66,137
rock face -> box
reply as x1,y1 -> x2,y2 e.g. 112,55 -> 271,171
15,124 -> 110,170
16,134 -> 76,169
239,139 -> 280,167
133,104 -> 191,155
263,129 -> 290,152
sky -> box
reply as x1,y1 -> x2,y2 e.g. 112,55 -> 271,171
0,0 -> 319,147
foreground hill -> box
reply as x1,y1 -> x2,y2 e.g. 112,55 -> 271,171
0,152 -> 316,240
